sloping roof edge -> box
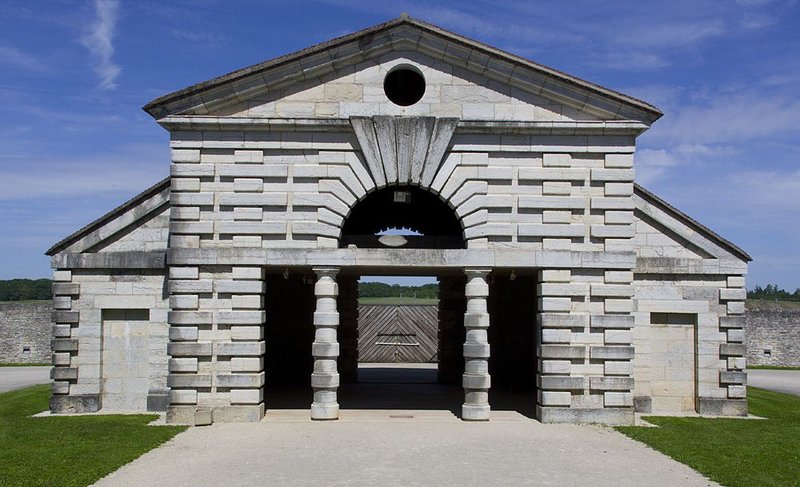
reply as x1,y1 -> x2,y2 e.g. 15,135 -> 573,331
46,177 -> 170,256
634,183 -> 752,263
143,15 -> 662,121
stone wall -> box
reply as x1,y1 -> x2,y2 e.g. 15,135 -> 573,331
746,307 -> 800,367
0,301 -> 51,364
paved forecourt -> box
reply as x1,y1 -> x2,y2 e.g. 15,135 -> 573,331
94,413 -> 717,487
747,369 -> 800,396
0,366 -> 51,393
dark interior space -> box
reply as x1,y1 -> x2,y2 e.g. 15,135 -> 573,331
340,186 -> 465,249
487,272 -> 538,418
264,272 -> 315,387
488,273 -> 538,392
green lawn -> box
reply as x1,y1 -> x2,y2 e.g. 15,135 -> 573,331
617,387 -> 800,487
359,297 -> 438,305
0,385 -> 187,487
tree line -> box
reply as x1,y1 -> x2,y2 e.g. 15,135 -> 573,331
0,279 -> 52,301
747,284 -> 800,302
358,282 -> 438,299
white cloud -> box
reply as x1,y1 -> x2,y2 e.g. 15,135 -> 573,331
0,45 -> 47,72
644,89 -> 800,146
0,144 -> 168,201
80,0 -> 121,90
634,149 -> 681,185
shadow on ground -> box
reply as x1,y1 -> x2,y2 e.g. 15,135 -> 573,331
264,364 -> 536,419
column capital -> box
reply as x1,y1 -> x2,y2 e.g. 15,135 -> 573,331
463,267 -> 491,278
312,267 -> 340,278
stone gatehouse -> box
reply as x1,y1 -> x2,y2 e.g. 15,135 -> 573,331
45,16 -> 751,425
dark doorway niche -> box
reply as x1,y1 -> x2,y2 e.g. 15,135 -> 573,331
340,186 -> 464,249
488,273 -> 538,393
264,272 -> 315,387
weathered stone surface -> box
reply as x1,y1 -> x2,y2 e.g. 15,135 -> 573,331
0,301 -> 51,364
746,308 -> 800,366
50,395 -> 100,414
697,398 -> 747,416
537,406 -> 634,425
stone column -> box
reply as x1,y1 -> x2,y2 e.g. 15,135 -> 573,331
462,268 -> 491,421
311,267 -> 340,420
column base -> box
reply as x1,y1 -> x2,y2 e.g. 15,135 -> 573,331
311,402 -> 339,420
166,404 -> 265,424
537,406 -> 634,425
697,398 -> 747,416
146,393 -> 169,412
462,404 -> 490,421
50,394 -> 100,414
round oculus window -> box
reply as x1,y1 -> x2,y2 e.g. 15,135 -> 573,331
383,67 -> 426,106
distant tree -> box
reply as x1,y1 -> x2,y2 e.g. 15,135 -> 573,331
0,279 -> 52,301
747,284 -> 800,302
359,282 -> 439,299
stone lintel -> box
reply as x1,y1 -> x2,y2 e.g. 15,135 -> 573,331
51,252 -> 166,269
167,248 -> 635,270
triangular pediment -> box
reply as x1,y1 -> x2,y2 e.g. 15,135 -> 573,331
46,178 -> 170,256
633,184 -> 751,263
144,16 -> 662,124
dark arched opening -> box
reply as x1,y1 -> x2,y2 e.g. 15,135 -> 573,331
339,186 -> 465,249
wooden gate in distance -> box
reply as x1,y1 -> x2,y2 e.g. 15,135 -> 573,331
358,305 -> 438,363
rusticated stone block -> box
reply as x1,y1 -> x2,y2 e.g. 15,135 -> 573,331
51,310 -> 79,323
51,367 -> 78,381
697,398 -> 747,416
604,392 -> 633,407
720,343 -> 746,357
168,311 -> 213,325
167,373 -> 212,388
720,315 -> 746,328
52,282 -> 80,296
538,391 -> 571,406
720,371 -> 747,385
590,346 -> 634,360
216,372 -> 266,388
590,376 -> 634,391
167,342 -> 212,357
52,338 -> 78,352
539,345 -> 585,359
50,394 -> 99,414
537,406 -> 633,425
538,313 -> 589,328
538,376 -> 586,390
591,314 -> 634,329
215,341 -> 266,356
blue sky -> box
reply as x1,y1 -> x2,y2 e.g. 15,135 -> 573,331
1,0 -> 798,290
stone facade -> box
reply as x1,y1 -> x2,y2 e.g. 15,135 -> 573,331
0,301 -> 50,364
746,307 -> 800,367
45,16 -> 750,425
